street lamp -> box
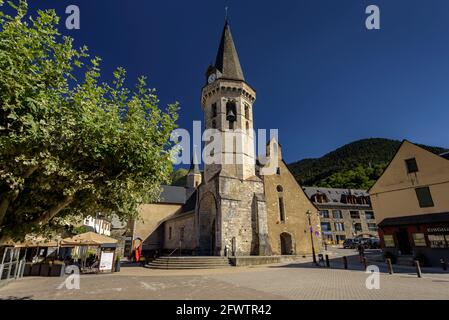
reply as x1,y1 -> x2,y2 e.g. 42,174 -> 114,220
306,210 -> 317,264
352,220 -> 357,238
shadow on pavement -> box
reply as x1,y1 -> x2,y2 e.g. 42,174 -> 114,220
0,296 -> 33,300
268,249 -> 449,276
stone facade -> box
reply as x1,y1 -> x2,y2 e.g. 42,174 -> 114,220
196,174 -> 269,256
129,20 -> 320,259
263,140 -> 322,255
134,203 -> 182,253
163,212 -> 195,251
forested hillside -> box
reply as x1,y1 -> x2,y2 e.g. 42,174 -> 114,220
288,138 -> 448,189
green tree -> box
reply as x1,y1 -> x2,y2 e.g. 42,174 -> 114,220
171,168 -> 188,186
0,0 -> 178,241
318,163 -> 388,190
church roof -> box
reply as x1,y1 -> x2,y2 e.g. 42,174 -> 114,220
440,151 -> 449,160
303,187 -> 370,207
159,185 -> 188,204
215,21 -> 245,81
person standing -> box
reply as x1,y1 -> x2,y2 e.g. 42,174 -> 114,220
357,243 -> 365,262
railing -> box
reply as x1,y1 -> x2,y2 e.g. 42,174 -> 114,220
165,241 -> 182,269
0,260 -> 25,283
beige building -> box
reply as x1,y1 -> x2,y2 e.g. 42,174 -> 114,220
369,140 -> 449,266
303,187 -> 378,245
127,20 -> 321,259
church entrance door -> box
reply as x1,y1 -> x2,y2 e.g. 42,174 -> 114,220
280,233 -> 293,255
198,193 -> 217,256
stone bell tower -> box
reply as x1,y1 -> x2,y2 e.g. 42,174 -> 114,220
195,20 -> 271,257
201,20 -> 257,182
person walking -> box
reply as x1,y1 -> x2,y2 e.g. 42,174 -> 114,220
357,243 -> 365,262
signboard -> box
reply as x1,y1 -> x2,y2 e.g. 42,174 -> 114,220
383,235 -> 395,248
412,233 -> 427,247
427,227 -> 449,234
99,252 -> 114,272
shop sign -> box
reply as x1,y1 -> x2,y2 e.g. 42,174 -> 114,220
427,226 -> 449,234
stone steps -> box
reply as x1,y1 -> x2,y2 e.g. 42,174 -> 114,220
146,256 -> 232,270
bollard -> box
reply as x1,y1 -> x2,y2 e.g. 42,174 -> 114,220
343,256 -> 348,270
386,258 -> 394,274
414,260 -> 422,278
440,259 -> 447,271
362,257 -> 368,271
325,254 -> 330,268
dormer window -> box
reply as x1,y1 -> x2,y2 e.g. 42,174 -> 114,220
315,193 -> 328,204
405,158 -> 418,173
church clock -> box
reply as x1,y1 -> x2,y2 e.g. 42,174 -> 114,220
207,73 -> 217,84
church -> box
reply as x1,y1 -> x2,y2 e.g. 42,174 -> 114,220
131,20 -> 322,259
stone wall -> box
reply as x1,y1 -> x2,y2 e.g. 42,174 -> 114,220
135,203 -> 182,252
163,213 -> 196,251
263,140 -> 322,256
218,175 -> 268,256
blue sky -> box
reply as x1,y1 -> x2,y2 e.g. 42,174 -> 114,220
22,0 -> 449,163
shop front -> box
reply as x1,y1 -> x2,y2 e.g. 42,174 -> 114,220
378,212 -> 449,267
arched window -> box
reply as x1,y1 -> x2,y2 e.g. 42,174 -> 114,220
226,101 -> 237,129
279,197 -> 286,223
180,226 -> 185,241
246,121 -> 249,131
244,104 -> 250,119
212,103 -> 217,118
273,143 -> 278,155
277,185 -> 283,193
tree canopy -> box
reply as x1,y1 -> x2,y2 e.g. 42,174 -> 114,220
0,0 -> 178,241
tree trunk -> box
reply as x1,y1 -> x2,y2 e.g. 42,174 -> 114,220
0,195 -> 12,228
0,165 -> 39,227
37,195 -> 75,226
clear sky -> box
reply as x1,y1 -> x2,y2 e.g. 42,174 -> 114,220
24,0 -> 449,163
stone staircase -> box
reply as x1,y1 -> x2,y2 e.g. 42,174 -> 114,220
146,256 -> 233,270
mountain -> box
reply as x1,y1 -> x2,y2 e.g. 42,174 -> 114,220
288,138 -> 448,189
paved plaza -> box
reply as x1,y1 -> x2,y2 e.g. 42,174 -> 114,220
1,250 -> 449,300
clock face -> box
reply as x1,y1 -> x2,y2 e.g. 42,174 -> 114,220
208,73 -> 216,84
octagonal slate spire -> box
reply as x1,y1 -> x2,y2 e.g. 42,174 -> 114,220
214,20 -> 245,81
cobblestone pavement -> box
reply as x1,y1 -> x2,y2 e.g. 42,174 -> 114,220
1,257 -> 449,300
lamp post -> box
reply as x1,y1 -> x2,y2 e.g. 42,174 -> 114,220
352,220 -> 357,238
306,210 -> 317,264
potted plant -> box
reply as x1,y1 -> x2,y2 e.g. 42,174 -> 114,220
39,261 -> 51,277
50,260 -> 65,277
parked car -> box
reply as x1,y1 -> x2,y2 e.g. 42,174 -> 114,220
367,238 -> 380,249
343,238 -> 360,249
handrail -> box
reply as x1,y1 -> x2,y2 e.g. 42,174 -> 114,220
166,241 -> 182,269
167,247 -> 179,257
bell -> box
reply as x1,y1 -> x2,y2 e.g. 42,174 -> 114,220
226,109 -> 236,122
